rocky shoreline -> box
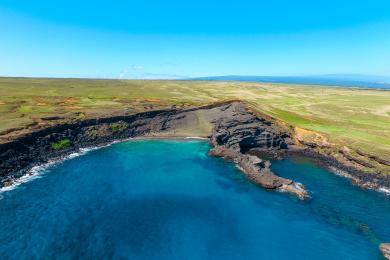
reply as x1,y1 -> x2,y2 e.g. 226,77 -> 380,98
208,146 -> 308,198
0,101 -> 389,198
248,145 -> 390,193
1,100 -> 389,257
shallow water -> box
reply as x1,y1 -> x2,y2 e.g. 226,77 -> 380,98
0,140 -> 389,259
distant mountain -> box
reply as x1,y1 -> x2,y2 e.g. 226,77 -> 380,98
191,75 -> 390,89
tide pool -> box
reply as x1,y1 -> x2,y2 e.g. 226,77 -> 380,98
0,140 -> 389,259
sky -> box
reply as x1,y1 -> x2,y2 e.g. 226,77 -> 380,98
1,0 -> 390,79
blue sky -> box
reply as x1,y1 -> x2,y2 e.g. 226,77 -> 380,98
1,0 -> 390,78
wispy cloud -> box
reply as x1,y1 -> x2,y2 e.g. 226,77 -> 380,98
132,65 -> 144,71
126,73 -> 186,80
118,69 -> 127,79
138,73 -> 187,79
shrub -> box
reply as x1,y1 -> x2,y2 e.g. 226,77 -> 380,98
109,121 -> 129,133
51,138 -> 71,150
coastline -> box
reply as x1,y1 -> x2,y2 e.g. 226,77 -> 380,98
286,148 -> 390,194
0,101 -> 388,198
0,140 -> 120,194
0,136 -> 208,194
248,142 -> 390,195
3,132 -> 388,199
0,135 -> 309,199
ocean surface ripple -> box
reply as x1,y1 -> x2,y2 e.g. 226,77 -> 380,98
0,139 -> 389,259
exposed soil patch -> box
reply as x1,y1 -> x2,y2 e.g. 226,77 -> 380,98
0,101 -> 389,197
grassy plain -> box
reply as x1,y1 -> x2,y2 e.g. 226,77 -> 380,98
0,77 -> 389,161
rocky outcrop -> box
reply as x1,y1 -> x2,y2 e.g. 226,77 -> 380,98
0,108 -> 176,179
207,102 -> 308,198
380,243 -> 390,259
0,101 -> 309,198
282,146 -> 390,191
1,100 -> 387,199
357,149 -> 390,167
209,104 -> 291,152
293,127 -> 390,190
209,146 -> 308,198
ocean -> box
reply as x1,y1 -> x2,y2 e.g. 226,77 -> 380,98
0,139 -> 389,259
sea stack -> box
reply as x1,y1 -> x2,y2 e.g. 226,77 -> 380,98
380,243 -> 390,259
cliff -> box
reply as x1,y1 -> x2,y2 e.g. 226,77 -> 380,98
0,100 -> 388,198
0,101 -> 308,198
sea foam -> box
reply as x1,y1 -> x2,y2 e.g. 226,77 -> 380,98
0,142 -> 120,194
0,136 -> 202,194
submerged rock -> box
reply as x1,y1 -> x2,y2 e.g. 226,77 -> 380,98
380,243 -> 390,259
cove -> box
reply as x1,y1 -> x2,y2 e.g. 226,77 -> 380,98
0,139 -> 389,259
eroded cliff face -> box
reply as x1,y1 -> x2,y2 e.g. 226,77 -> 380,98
291,128 -> 390,190
206,102 -> 308,198
0,101 -> 309,198
209,103 -> 291,152
0,100 -> 388,198
1,100 -> 389,255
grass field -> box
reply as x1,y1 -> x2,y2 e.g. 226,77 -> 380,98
1,77 -> 389,162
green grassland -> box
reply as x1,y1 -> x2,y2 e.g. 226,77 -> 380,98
1,77 -> 390,161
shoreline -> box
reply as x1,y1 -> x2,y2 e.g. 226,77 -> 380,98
0,139 -> 121,194
0,136 -> 309,199
3,134 -> 388,198
287,148 -> 390,194
0,101 -> 389,197
249,144 -> 390,194
0,135 -> 210,194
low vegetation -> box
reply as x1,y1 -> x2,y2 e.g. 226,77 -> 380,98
0,77 -> 389,168
109,121 -> 129,132
51,138 -> 71,150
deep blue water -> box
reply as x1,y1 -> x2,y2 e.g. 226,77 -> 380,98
194,75 -> 390,89
0,140 -> 389,259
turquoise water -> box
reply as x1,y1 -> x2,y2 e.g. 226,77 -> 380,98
0,140 -> 389,259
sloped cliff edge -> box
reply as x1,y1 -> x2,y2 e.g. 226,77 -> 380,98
0,101 -> 389,197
